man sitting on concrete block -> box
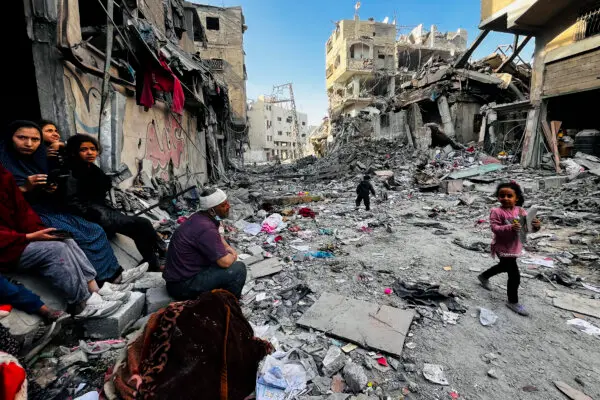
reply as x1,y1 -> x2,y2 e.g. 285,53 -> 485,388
163,188 -> 247,300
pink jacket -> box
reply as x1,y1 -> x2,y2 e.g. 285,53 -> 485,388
490,206 -> 526,258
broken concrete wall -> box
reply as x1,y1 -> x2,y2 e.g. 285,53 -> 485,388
378,111 -> 405,140
62,62 -> 208,187
451,101 -> 481,144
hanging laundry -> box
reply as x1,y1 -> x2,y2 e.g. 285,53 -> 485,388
139,54 -> 185,114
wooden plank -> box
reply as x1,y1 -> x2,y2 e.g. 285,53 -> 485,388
495,35 -> 532,73
544,81 -> 600,97
541,120 -> 562,173
553,381 -> 592,400
454,29 -> 490,68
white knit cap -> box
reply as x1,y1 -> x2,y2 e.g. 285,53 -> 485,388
198,188 -> 228,210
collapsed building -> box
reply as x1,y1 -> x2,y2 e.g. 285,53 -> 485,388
5,0 -> 248,187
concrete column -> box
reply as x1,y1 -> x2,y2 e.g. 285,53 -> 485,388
352,77 -> 360,97
437,96 -> 455,138
388,76 -> 396,97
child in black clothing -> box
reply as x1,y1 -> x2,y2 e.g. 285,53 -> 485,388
355,175 -> 376,211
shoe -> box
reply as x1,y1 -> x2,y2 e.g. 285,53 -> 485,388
506,302 -> 529,316
120,262 -> 149,284
46,310 -> 70,324
99,290 -> 131,303
75,293 -> 121,319
23,322 -> 59,363
478,275 -> 492,291
101,282 -> 133,292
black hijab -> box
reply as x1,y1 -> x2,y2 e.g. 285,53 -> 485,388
0,120 -> 48,186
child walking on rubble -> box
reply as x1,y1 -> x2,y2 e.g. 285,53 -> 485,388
477,182 -> 541,316
355,175 -> 376,211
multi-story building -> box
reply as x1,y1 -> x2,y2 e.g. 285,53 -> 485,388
326,17 -> 397,119
246,96 -> 309,163
480,0 -> 600,165
325,17 -> 466,119
192,4 -> 248,127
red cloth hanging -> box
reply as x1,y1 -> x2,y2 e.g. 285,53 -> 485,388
139,55 -> 185,114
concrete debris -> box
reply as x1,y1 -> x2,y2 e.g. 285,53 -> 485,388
422,363 -> 449,385
322,346 -> 347,377
342,362 -> 368,393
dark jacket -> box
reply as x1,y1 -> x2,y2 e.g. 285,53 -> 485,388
356,180 -> 376,197
65,162 -> 112,219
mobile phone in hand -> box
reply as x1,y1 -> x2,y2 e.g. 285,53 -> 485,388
50,230 -> 73,239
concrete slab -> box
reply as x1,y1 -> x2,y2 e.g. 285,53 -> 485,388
83,292 -> 145,339
146,286 -> 174,315
297,293 -> 415,357
0,310 -> 41,347
240,253 -> 264,266
133,272 -> 166,290
540,176 -> 568,189
553,293 -> 600,319
249,258 -> 283,280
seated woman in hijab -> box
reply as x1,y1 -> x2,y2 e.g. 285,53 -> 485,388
65,134 -> 164,272
0,120 -> 147,285
0,164 -> 132,318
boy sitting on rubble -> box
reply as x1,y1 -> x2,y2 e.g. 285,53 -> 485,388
355,175 -> 376,211
163,188 -> 247,300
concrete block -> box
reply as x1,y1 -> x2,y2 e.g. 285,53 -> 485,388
146,286 -> 174,315
247,245 -> 264,256
0,310 -> 41,347
133,272 -> 166,290
83,292 -> 145,339
322,346 -> 346,376
59,350 -> 88,369
343,362 -> 368,393
540,176 -> 568,189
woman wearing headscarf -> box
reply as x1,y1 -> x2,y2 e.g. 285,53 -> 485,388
0,120 -> 147,285
65,134 -> 164,272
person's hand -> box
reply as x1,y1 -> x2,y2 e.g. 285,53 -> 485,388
23,174 -> 48,192
511,221 -> 521,232
227,247 -> 238,259
47,142 -> 64,156
26,228 -> 58,241
532,218 -> 541,231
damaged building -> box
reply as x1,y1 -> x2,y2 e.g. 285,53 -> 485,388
246,96 -> 310,163
4,0 -> 246,187
480,0 -> 600,168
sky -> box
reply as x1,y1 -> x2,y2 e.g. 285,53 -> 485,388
193,0 -> 534,126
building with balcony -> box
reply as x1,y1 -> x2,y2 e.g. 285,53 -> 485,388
480,0 -> 600,165
245,96 -> 309,163
192,4 -> 248,127
326,17 -> 397,119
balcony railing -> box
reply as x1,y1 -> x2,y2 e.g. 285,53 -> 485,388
575,7 -> 600,41
348,58 -> 374,71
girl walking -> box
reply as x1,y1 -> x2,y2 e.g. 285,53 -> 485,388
478,182 -> 540,316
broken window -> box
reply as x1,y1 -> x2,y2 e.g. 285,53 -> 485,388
206,17 -> 220,31
209,58 -> 224,70
326,39 -> 333,53
286,116 -> 292,123
277,117 -> 282,121
278,131 -> 283,135
575,6 -> 600,40
349,43 -> 370,59
302,133 -> 306,137
302,122 -> 306,126
378,54 -> 385,60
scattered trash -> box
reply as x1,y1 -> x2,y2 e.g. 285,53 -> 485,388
443,266 -> 452,271
384,288 -> 393,295
554,381 -> 593,400
479,308 -> 499,326
422,363 -> 449,386
567,318 -> 600,336
341,343 -> 358,353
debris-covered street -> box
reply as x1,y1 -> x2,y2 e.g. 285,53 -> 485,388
2,0 -> 600,400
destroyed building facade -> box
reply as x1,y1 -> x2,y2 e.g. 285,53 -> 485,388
397,24 -> 468,81
192,4 -> 249,129
480,0 -> 600,166
326,17 -> 397,119
246,96 -> 309,163
4,0 -> 245,186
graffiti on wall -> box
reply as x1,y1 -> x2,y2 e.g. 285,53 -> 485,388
63,64 -> 102,135
145,114 -> 187,179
